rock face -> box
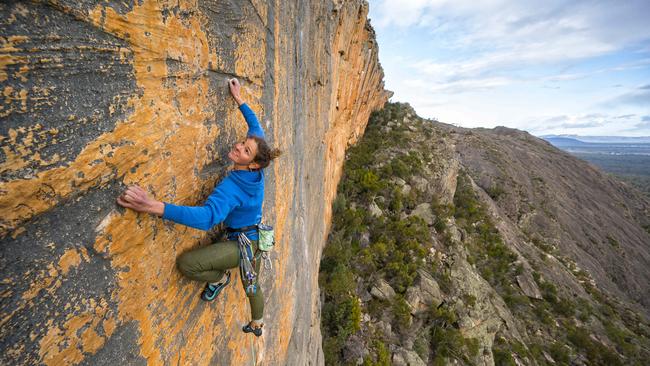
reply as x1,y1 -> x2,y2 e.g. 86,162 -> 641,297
370,279 -> 396,301
0,1 -> 388,365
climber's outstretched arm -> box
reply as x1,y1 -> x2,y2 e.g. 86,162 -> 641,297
228,78 -> 265,138
229,78 -> 245,106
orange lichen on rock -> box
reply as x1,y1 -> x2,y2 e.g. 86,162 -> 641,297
58,247 -> 87,275
38,298 -> 114,366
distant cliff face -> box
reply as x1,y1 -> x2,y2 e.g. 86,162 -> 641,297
320,103 -> 650,365
0,1 -> 388,365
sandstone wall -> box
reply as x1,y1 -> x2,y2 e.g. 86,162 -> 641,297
0,1 -> 388,364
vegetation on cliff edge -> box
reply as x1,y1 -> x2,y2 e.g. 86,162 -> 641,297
320,103 -> 650,366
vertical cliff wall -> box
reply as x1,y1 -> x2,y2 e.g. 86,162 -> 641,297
0,1 -> 389,364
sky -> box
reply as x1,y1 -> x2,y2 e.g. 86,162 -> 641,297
368,0 -> 650,137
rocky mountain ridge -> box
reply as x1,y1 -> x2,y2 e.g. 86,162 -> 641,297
320,103 -> 650,365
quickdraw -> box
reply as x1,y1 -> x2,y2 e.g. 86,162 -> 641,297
237,232 -> 258,295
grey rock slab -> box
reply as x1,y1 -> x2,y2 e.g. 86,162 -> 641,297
359,231 -> 371,247
516,272 -> 543,300
392,351 -> 407,366
410,175 -> 430,193
401,184 -> 412,195
405,286 -> 422,315
376,320 -> 393,339
409,203 -> 434,225
370,279 -> 396,301
342,334 -> 368,365
369,202 -> 383,217
401,349 -> 426,366
390,177 -> 407,187
415,269 -> 443,307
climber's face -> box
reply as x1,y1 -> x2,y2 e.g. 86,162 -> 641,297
228,137 -> 259,166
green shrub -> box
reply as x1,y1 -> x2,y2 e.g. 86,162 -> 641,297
532,302 -> 554,325
606,234 -> 620,248
552,297 -> 576,317
486,183 -> 506,200
321,295 -> 362,365
548,342 -> 570,364
359,169 -> 383,193
453,171 -> 520,294
413,331 -> 431,362
392,295 -> 412,332
424,306 -> 479,363
463,293 -> 477,307
390,158 -> 410,179
536,280 -> 577,317
603,320 -> 637,355
368,340 -> 391,366
566,324 -> 623,366
433,216 -> 447,233
540,281 -> 558,303
503,291 -> 529,310
322,264 -> 355,298
323,337 -> 343,366
531,236 -> 555,253
389,187 -> 403,212
493,348 -> 516,366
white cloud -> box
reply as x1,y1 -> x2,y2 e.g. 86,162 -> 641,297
403,76 -> 514,94
601,86 -> 650,108
372,0 -> 650,85
369,0 -> 650,135
525,113 -> 650,135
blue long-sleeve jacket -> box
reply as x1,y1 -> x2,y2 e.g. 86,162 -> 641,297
162,103 -> 265,240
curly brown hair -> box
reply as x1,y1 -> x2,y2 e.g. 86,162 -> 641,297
251,135 -> 281,169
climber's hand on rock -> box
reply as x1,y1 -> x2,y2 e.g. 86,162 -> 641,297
117,185 -> 164,216
228,78 -> 244,105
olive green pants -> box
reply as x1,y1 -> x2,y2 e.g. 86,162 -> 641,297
176,240 -> 264,321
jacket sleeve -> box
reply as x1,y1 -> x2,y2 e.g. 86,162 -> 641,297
239,103 -> 265,138
162,183 -> 239,231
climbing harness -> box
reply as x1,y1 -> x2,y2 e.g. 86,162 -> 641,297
228,223 -> 275,271
237,232 -> 258,295
228,222 -> 275,293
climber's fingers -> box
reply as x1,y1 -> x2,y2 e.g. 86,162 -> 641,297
228,78 -> 241,96
117,186 -> 152,212
124,192 -> 140,204
116,195 -> 134,209
130,185 -> 148,199
121,186 -> 145,201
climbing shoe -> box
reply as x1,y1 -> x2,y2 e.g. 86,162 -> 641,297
242,322 -> 263,337
201,271 -> 231,301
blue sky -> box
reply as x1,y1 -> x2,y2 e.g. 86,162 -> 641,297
368,0 -> 650,136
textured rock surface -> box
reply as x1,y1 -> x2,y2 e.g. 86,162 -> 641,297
516,273 -> 542,300
0,1 -> 388,365
370,279 -> 396,301
408,202 -> 434,225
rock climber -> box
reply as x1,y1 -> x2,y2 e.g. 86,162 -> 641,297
116,78 -> 281,337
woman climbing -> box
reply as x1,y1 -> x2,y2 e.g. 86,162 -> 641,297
116,78 -> 280,337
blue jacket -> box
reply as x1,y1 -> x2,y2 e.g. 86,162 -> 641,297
162,103 -> 265,240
